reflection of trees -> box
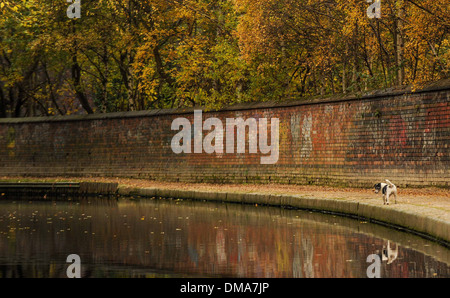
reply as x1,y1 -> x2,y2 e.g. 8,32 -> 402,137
0,199 -> 448,278
301,236 -> 314,278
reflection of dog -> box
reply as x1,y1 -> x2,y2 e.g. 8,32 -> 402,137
381,241 -> 398,264
374,180 -> 397,205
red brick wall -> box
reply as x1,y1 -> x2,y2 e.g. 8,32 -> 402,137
0,84 -> 449,187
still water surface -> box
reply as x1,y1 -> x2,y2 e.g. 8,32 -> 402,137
0,197 -> 448,278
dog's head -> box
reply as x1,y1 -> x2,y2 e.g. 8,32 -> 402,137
374,183 -> 382,194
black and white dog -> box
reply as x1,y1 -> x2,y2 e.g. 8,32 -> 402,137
374,180 -> 397,205
381,241 -> 398,265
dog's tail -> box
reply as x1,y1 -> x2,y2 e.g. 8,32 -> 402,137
385,179 -> 394,187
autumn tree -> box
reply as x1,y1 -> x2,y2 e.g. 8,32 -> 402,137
0,0 -> 448,117
234,0 -> 449,98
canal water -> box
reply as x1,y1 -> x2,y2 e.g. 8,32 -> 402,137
0,197 -> 448,278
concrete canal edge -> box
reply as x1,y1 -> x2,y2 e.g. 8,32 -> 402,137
0,182 -> 448,246
0,181 -> 119,196
118,186 -> 450,247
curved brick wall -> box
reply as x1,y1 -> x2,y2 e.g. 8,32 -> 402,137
0,81 -> 449,187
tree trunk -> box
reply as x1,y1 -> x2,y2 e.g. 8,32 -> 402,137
126,0 -> 136,111
102,44 -> 109,113
71,23 -> 93,114
396,0 -> 405,85
126,51 -> 136,111
352,21 -> 360,91
72,53 -> 94,114
0,85 -> 6,118
342,52 -> 347,94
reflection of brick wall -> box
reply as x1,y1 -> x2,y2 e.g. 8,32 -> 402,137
0,81 -> 449,187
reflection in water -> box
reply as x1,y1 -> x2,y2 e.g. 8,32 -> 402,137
0,197 -> 448,278
382,241 -> 398,264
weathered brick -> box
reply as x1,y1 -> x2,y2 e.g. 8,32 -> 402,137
0,86 -> 449,188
